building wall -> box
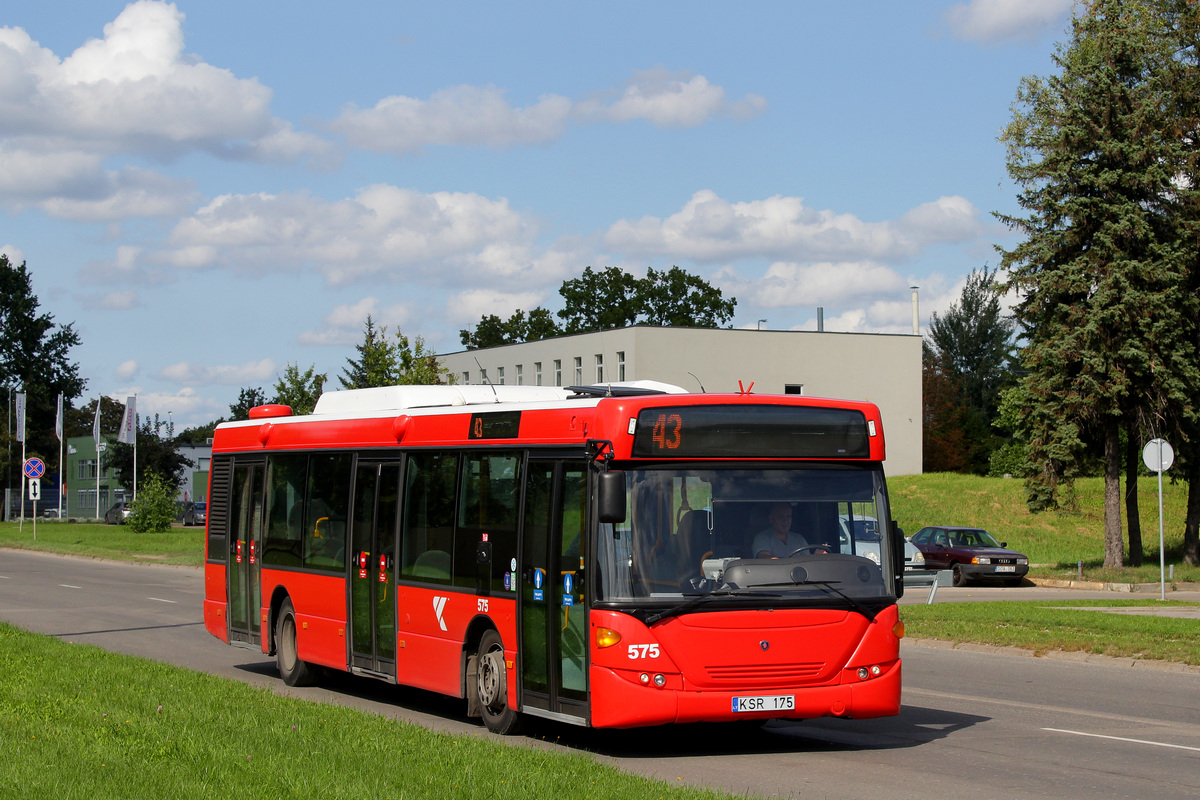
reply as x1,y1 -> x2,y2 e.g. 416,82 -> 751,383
438,327 -> 923,475
64,436 -> 127,519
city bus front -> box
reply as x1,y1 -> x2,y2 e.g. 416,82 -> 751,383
586,403 -> 904,728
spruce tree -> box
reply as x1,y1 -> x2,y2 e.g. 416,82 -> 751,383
999,0 -> 1192,567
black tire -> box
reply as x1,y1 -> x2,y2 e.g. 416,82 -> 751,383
275,598 -> 316,687
476,629 -> 520,734
951,563 -> 969,587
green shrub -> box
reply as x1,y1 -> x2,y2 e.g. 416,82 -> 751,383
987,441 -> 1030,478
127,474 -> 178,533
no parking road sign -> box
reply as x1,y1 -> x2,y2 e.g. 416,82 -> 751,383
23,458 -> 46,480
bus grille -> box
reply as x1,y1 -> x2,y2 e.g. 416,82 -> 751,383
705,662 -> 825,684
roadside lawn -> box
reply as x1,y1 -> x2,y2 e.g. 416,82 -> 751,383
0,520 -> 203,566
0,621 -> 734,800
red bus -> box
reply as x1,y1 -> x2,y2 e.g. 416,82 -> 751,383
203,382 -> 907,733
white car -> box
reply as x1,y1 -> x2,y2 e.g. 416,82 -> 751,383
837,515 -> 925,570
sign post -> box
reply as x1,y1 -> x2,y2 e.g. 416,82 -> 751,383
1141,439 -> 1174,601
22,458 -> 46,542
28,478 -> 39,540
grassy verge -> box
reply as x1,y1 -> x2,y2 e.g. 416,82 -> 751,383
891,474 -> 1200,584
0,621 -> 731,800
0,520 -> 203,566
902,599 -> 1200,665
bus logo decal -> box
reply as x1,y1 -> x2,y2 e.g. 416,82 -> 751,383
433,596 -> 448,631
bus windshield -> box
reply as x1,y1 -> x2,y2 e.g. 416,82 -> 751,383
597,467 -> 896,603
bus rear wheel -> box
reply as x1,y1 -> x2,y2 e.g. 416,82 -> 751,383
276,598 -> 316,687
476,629 -> 520,734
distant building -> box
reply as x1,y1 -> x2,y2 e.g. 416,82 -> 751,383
62,436 -> 212,519
437,326 -> 923,475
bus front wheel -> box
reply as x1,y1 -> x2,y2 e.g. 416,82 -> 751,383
476,629 -> 520,734
276,598 -> 316,687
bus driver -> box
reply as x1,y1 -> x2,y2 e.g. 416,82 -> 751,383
752,502 -> 823,559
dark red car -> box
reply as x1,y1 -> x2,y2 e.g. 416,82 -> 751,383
910,526 -> 1029,586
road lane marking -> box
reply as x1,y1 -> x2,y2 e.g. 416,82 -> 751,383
1043,728 -> 1200,753
59,584 -> 82,589
147,597 -> 177,604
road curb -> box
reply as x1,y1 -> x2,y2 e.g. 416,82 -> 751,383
1030,577 -> 1200,593
906,637 -> 1200,675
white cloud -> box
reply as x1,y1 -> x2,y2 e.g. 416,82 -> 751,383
0,243 -> 26,264
114,360 -> 139,380
945,0 -> 1075,43
331,85 -> 573,153
162,184 -> 558,288
127,386 -> 223,429
726,261 -> 911,309
449,289 -> 546,326
98,290 -> 138,310
296,298 -> 416,346
576,69 -> 766,128
0,1 -> 335,217
330,69 -> 765,154
604,190 -> 984,263
158,358 -> 278,386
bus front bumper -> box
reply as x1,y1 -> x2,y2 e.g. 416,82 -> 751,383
587,659 -> 901,729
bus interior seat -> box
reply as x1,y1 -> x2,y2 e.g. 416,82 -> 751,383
410,549 -> 451,579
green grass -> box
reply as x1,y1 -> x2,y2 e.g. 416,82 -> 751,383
0,621 -> 732,800
891,473 -> 1200,584
902,599 -> 1200,665
0,520 -> 204,566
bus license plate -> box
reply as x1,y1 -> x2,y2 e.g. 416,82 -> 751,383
995,566 -> 1016,572
732,694 -> 794,713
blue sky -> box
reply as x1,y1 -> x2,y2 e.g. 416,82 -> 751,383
1,0 -> 1075,429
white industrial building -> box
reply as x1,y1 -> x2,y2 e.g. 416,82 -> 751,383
437,326 -> 923,475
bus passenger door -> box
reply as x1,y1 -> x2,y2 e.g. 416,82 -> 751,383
228,460 -> 264,646
520,460 -> 588,722
349,461 -> 400,676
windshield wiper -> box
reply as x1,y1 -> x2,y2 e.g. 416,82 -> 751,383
753,579 -> 879,621
639,588 -> 781,627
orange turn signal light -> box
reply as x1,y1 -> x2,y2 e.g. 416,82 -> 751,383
595,627 -> 622,648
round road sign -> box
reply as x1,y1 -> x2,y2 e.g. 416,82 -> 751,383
1142,439 -> 1174,473
23,457 -> 46,479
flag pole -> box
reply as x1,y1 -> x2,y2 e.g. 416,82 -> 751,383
56,393 -> 63,518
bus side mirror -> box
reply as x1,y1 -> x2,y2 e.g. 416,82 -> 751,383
597,471 -> 626,524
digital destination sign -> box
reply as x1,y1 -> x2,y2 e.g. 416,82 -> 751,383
631,404 -> 871,459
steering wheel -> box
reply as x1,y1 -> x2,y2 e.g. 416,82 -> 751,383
787,544 -> 828,557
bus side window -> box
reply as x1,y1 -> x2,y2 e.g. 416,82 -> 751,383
401,452 -> 457,584
304,453 -> 352,572
264,454 -> 307,567
455,452 -> 521,593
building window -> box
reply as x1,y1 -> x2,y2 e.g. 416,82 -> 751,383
497,366 -> 505,385
784,384 -> 804,395
574,357 -> 583,385
462,371 -> 470,385
554,360 -> 562,386
481,368 -> 488,383
534,362 -> 542,385
617,351 -> 626,381
516,364 -> 524,385
595,354 -> 604,383
77,459 -> 98,481
198,457 -> 211,471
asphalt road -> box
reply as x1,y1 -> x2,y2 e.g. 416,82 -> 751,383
1,549 -> 1198,800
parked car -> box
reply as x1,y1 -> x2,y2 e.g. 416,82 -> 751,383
104,502 -> 131,525
910,526 -> 1029,586
182,501 -> 207,527
837,515 -> 925,571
